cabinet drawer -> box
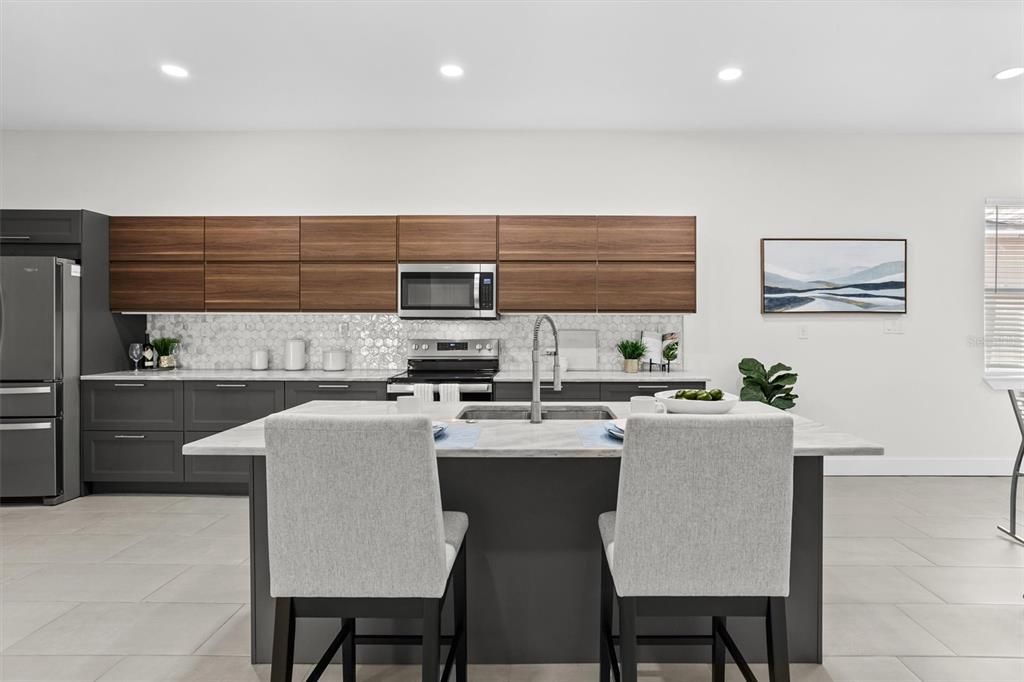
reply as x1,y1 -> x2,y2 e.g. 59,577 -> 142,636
498,216 -> 597,261
493,382 -> 601,402
300,263 -> 395,312
184,381 -> 284,431
0,210 -> 81,244
82,381 -> 184,431
110,217 -> 205,261
498,262 -> 597,312
599,381 -> 706,402
205,263 -> 299,311
300,216 -> 397,261
82,430 -> 184,482
597,216 -> 696,261
285,381 -> 386,408
204,216 -> 299,261
184,431 -> 250,484
398,216 -> 497,261
597,262 -> 696,313
110,262 -> 206,312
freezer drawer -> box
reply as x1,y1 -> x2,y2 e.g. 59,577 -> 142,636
0,418 -> 58,497
0,383 -> 58,417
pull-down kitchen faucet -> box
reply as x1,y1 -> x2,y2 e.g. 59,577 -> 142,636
531,315 -> 562,423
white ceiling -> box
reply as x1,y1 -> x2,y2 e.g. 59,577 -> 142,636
2,0 -> 1022,132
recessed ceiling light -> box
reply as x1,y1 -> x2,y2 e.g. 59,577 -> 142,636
440,64 -> 464,78
160,63 -> 189,79
718,67 -> 743,82
995,67 -> 1024,80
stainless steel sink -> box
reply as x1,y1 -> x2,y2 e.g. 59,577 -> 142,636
456,405 -> 617,421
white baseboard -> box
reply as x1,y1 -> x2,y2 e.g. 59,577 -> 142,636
824,457 -> 1015,476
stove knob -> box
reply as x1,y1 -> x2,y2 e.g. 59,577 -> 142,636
411,344 -> 420,351
485,344 -> 493,351
475,343 -> 483,350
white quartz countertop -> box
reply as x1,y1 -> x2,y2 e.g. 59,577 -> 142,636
182,399 -> 883,459
492,370 -> 710,383
81,368 -> 711,383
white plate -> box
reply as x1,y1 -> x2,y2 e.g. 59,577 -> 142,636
432,422 -> 448,436
604,422 -> 624,440
654,390 -> 739,414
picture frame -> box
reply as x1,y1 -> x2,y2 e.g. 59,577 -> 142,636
760,238 -> 907,314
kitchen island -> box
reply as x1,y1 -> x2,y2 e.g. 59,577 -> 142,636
183,399 -> 882,665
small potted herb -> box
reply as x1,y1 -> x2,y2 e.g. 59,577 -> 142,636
151,337 -> 181,369
616,339 -> 648,374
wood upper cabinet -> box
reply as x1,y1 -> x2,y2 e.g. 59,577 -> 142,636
300,216 -> 397,261
110,263 -> 205,312
597,216 -> 696,261
499,262 -> 597,312
205,263 -> 299,311
498,216 -> 597,261
597,262 -> 695,312
398,216 -> 497,262
204,217 -> 299,261
301,263 -> 396,311
109,217 -> 205,261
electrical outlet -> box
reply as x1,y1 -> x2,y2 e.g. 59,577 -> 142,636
797,325 -> 809,340
883,318 -> 905,334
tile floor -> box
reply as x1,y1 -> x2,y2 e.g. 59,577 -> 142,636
0,477 -> 1021,681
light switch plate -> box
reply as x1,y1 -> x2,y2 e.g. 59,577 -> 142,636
883,318 -> 905,334
797,325 -> 809,340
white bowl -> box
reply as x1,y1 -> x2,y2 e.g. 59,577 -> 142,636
654,390 -> 739,415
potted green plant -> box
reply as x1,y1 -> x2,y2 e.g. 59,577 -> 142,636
151,337 -> 181,369
737,357 -> 798,410
662,340 -> 679,370
616,339 -> 648,374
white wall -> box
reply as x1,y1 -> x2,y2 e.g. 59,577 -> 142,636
2,130 -> 1021,474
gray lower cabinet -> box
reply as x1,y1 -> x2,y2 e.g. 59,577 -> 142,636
184,381 -> 284,432
599,380 -> 706,401
82,430 -> 184,482
284,381 -> 386,408
184,431 -> 250,484
493,382 -> 601,402
82,381 -> 184,431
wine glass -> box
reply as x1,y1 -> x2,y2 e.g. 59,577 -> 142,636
128,343 -> 143,373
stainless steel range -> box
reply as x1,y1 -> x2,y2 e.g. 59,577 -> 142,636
386,338 -> 499,401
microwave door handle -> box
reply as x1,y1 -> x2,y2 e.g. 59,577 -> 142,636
473,273 -> 481,310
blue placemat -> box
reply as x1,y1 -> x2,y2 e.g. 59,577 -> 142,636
577,423 -> 624,448
434,424 -> 482,449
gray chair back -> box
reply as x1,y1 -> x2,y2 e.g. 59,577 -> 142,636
264,413 -> 449,598
612,412 -> 795,597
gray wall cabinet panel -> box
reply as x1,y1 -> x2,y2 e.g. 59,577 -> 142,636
184,431 -> 250,484
284,381 -> 386,408
0,210 -> 82,243
599,381 -> 706,401
82,430 -> 184,482
493,382 -> 601,402
184,381 -> 284,431
82,381 -> 184,431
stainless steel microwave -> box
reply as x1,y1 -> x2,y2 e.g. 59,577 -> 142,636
397,263 -> 497,319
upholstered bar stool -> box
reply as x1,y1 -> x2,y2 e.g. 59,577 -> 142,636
264,413 -> 468,682
598,412 -> 795,682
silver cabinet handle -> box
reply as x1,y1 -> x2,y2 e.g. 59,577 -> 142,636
639,385 -> 669,389
0,235 -> 30,240
0,386 -> 51,395
114,383 -> 145,387
215,384 -> 247,388
317,384 -> 349,389
0,422 -> 51,431
114,434 -> 146,439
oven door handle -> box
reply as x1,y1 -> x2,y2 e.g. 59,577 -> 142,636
387,383 -> 492,395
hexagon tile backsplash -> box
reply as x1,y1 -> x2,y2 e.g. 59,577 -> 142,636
147,313 -> 685,371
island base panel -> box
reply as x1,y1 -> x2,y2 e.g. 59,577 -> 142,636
249,457 -> 823,664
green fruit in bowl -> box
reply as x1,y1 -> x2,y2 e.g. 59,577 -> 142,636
709,388 -> 724,401
673,388 -> 726,401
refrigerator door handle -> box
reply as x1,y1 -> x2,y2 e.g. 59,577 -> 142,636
0,386 -> 52,395
0,422 -> 52,431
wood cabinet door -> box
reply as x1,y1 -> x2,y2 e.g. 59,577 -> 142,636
204,217 -> 299,261
110,263 -> 205,312
205,263 -> 299,311
109,217 -> 205,261
597,216 -> 696,261
300,216 -> 397,261
597,262 -> 696,312
499,262 -> 597,312
498,216 -> 597,261
300,263 -> 396,311
398,216 -> 497,261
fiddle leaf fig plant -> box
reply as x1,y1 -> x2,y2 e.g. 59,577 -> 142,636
662,341 -> 679,363
738,357 -> 798,410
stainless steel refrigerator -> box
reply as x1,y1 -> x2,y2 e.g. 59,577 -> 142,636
0,256 -> 80,502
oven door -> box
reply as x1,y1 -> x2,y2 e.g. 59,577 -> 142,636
398,264 -> 496,319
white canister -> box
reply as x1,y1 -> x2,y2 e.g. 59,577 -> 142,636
250,349 -> 269,371
284,339 -> 306,371
322,349 -> 347,371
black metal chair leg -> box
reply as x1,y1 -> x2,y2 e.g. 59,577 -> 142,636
599,553 -> 613,682
422,598 -> 441,682
712,616 -> 726,682
618,597 -> 638,682
271,597 -> 295,682
342,618 -> 356,682
454,545 -> 468,682
766,597 -> 790,682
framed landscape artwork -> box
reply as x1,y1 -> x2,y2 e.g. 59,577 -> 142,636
761,238 -> 907,313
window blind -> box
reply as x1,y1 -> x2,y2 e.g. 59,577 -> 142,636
985,200 -> 1024,372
